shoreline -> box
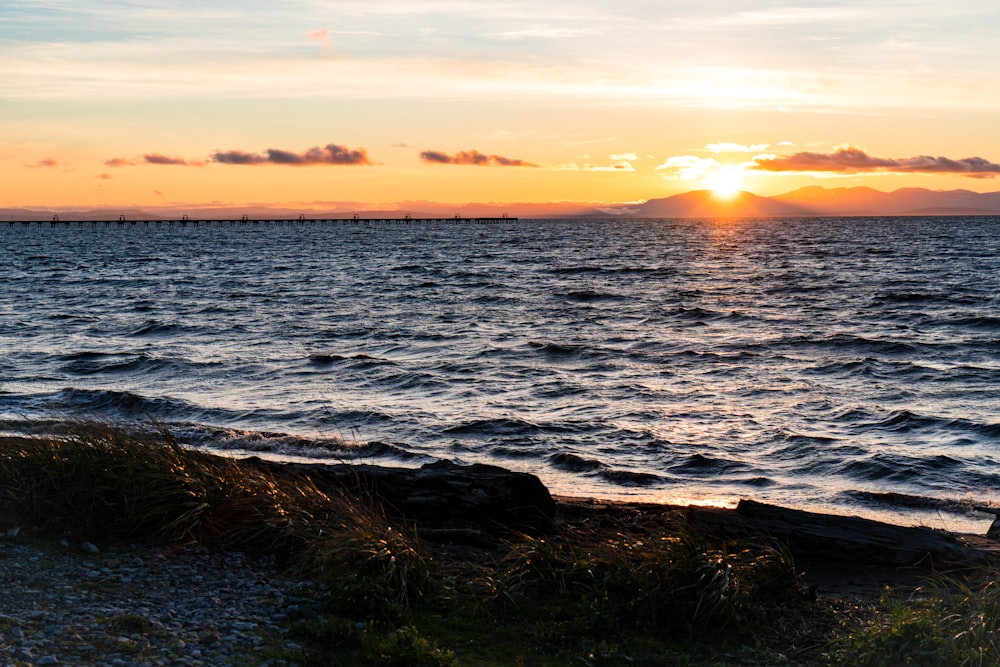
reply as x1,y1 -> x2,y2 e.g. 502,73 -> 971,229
4,428 -> 1000,664
246,456 -> 1000,600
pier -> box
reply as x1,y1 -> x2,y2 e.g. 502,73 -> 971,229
6,214 -> 517,229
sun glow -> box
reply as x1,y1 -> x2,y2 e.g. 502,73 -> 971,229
704,165 -> 746,199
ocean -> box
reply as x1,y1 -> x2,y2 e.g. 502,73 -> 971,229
2,216 -> 998,530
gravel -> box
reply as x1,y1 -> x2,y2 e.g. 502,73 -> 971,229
0,528 -> 322,666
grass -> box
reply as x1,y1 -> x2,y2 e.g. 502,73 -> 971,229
1,422 -> 999,665
828,578 -> 1000,667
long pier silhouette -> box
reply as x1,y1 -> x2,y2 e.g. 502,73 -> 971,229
6,214 -> 516,229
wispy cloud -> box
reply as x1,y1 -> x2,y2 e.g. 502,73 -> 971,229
104,154 -> 203,167
707,142 -> 770,154
655,155 -> 721,180
753,145 -> 1000,178
145,153 -> 198,166
583,160 -> 636,173
308,28 -> 334,55
212,144 -> 373,166
667,7 -> 865,29
420,149 -> 537,167
25,158 -> 58,169
490,25 -> 595,40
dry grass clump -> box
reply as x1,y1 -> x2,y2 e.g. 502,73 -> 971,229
0,422 -> 319,548
488,525 -> 807,645
0,422 -> 431,609
831,577 -> 1000,667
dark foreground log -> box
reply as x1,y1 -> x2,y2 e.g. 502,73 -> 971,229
687,499 -> 988,567
248,458 -> 556,529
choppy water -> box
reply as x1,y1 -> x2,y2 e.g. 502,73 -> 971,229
2,216 -> 999,529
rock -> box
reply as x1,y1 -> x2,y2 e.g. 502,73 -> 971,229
247,458 -> 556,529
80,542 -> 100,555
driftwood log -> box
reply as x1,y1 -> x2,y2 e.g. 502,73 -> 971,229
687,499 -> 988,567
248,457 -> 995,568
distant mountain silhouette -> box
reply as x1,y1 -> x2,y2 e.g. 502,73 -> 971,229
771,186 -> 1000,216
633,187 -> 1000,218
635,190 -> 808,218
3,187 -> 999,222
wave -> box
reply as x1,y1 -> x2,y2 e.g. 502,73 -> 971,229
819,333 -> 919,355
558,289 -> 625,303
598,468 -> 664,486
47,388 -> 197,420
871,290 -> 947,305
307,352 -> 396,367
444,417 -> 542,437
836,451 -> 963,483
547,451 -> 605,472
550,265 -> 675,278
844,490 -> 990,517
942,315 -> 1000,331
126,320 -> 192,337
528,341 -> 591,359
187,427 -> 422,461
669,453 -> 751,475
826,408 -> 1000,439
60,353 -> 206,377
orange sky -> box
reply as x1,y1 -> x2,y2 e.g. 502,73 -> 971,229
3,2 -> 1000,210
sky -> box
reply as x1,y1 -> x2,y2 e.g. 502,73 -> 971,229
3,0 -> 1000,210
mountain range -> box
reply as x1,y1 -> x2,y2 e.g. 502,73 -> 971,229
633,186 -> 1000,218
3,187 -> 1000,221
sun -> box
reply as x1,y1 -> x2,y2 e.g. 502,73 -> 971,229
704,165 -> 746,199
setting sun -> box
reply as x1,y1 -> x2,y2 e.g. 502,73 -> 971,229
704,165 -> 746,199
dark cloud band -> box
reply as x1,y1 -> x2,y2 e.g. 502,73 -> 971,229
212,144 -> 372,166
754,146 -> 1000,178
420,149 -> 537,167
145,154 -> 190,165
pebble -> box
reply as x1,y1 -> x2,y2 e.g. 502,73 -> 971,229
0,529 -> 319,666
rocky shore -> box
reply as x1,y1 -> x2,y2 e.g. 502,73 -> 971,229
0,529 -> 320,666
3,435 -> 1000,666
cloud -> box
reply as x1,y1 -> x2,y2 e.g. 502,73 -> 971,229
97,173 -> 112,180
419,149 -> 537,167
655,155 -> 721,180
212,144 -> 373,166
490,25 -> 595,40
105,157 -> 136,167
145,153 -> 192,165
706,142 -> 770,154
753,145 -> 1000,178
308,28 -> 334,54
26,158 -> 58,169
211,150 -> 263,165
583,160 -> 636,172
610,152 -> 639,161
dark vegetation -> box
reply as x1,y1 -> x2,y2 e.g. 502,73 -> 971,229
1,422 -> 999,665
